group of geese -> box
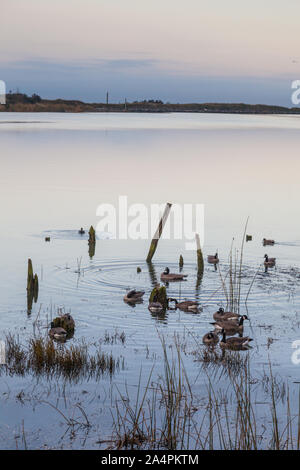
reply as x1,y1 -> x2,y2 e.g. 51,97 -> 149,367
202,308 -> 252,351
124,267 -> 198,314
49,238 -> 276,343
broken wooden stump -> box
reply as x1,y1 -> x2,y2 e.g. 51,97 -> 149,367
179,255 -> 184,268
149,284 -> 168,310
195,233 -> 204,278
146,203 -> 172,262
88,225 -> 96,258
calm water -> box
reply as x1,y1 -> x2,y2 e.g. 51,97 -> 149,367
0,112 -> 300,449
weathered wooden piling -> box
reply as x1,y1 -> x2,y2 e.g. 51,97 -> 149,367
146,203 -> 172,262
195,234 -> 204,277
27,258 -> 34,292
179,255 -> 184,268
149,284 -> 168,310
88,225 -> 96,258
89,226 -> 96,244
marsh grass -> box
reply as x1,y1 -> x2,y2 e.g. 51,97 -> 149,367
218,218 -> 259,314
3,333 -> 122,380
111,337 -> 300,450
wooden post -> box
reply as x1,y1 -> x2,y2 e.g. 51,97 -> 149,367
196,233 -> 204,277
179,255 -> 184,268
27,258 -> 33,292
88,226 -> 96,259
149,284 -> 168,310
146,202 -> 172,262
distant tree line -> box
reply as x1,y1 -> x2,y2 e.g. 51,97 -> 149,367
7,92 -> 42,104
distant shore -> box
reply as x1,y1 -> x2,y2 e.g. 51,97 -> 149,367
1,93 -> 300,114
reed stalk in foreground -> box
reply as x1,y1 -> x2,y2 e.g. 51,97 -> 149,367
111,335 -> 300,450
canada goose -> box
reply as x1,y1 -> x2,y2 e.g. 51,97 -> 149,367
220,329 -> 253,350
202,331 -> 219,346
263,238 -> 275,246
123,289 -> 145,303
148,298 -> 164,314
264,254 -> 276,267
211,315 -> 248,335
78,227 -> 85,235
160,267 -> 188,282
168,298 -> 198,312
207,253 -> 219,264
49,322 -> 67,340
213,307 -> 240,322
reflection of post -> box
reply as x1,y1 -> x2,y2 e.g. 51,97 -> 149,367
27,258 -> 39,314
146,202 -> 172,262
146,261 -> 158,287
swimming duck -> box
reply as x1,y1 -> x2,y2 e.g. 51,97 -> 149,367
160,267 -> 188,282
78,227 -> 85,235
202,331 -> 219,346
264,254 -> 276,267
220,329 -> 253,350
49,322 -> 67,340
168,298 -> 198,312
123,289 -> 145,303
263,238 -> 275,246
213,307 -> 240,322
211,315 -> 248,335
207,253 -> 219,264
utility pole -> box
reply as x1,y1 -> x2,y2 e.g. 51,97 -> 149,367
106,91 -> 109,105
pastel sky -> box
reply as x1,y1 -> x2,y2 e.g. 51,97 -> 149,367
1,0 -> 300,105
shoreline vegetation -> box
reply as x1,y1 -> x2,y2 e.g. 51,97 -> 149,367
2,92 -> 300,114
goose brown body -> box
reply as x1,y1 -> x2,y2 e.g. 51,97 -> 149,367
160,267 -> 188,281
168,298 -> 198,312
263,238 -> 275,246
220,329 -> 253,350
213,308 -> 240,322
207,253 -> 219,264
124,290 -> 145,303
211,315 -> 248,335
264,254 -> 276,267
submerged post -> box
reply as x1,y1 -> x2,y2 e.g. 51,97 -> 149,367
146,202 -> 172,262
196,233 -> 204,277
